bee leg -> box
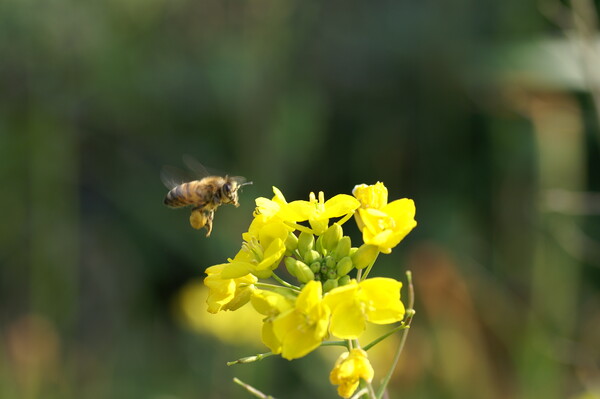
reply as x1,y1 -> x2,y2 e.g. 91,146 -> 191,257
204,211 -> 215,237
189,208 -> 206,230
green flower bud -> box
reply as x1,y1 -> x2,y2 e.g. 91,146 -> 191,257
316,235 -> 326,256
327,269 -> 337,280
321,223 -> 343,252
322,278 -> 339,293
325,256 -> 337,269
332,236 -> 351,260
295,261 -> 315,284
336,256 -> 354,277
349,247 -> 358,257
338,275 -> 351,286
297,232 -> 315,258
285,232 -> 298,253
309,261 -> 321,273
304,249 -> 322,264
351,244 -> 379,269
284,257 -> 300,277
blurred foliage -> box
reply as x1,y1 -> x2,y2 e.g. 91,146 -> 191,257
1,0 -> 600,398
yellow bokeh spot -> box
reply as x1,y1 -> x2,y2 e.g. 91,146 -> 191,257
174,280 -> 263,347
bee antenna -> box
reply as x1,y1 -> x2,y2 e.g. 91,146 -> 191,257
240,181 -> 253,188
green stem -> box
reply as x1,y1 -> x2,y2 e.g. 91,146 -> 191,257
362,323 -> 410,352
271,273 -> 301,291
364,379 -> 377,399
233,378 -> 275,399
337,211 -> 355,227
360,252 -> 380,281
320,340 -> 350,348
376,270 -> 415,399
349,388 -> 369,399
251,282 -> 299,293
284,221 -> 314,235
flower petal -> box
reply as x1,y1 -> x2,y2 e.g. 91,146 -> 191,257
323,194 -> 361,218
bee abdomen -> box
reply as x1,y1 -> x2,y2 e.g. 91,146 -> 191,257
164,182 -> 198,207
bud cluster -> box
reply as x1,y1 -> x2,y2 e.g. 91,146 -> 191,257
282,223 -> 378,292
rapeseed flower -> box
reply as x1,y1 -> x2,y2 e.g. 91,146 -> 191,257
324,278 -> 405,339
221,219 -> 289,279
251,289 -> 294,355
271,281 -> 330,360
353,183 -> 416,254
256,187 -> 360,235
204,264 -> 258,313
353,182 -> 388,210
329,348 -> 374,398
199,183 -> 417,398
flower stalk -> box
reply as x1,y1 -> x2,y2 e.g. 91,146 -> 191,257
376,270 -> 415,399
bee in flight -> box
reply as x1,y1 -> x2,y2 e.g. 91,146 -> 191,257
162,160 -> 252,237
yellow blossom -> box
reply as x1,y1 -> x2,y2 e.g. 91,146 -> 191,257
357,198 -> 416,254
324,278 -> 405,339
203,264 -> 258,314
353,182 -> 388,210
256,187 -> 360,235
221,219 -> 289,279
329,348 -> 374,398
250,289 -> 294,355
271,281 -> 330,360
353,182 -> 417,253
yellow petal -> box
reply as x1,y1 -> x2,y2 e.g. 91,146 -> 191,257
271,186 -> 288,205
281,200 -> 314,221
352,182 -> 388,209
255,197 -> 280,218
296,280 -> 323,312
324,282 -> 358,313
329,300 -> 366,339
322,194 -> 361,218
251,289 -> 291,316
256,238 -> 286,271
261,321 -> 282,354
221,261 -> 253,279
360,278 -> 405,324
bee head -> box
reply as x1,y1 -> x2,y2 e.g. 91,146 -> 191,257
222,177 -> 252,207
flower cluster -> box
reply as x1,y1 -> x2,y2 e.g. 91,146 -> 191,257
203,182 -> 417,398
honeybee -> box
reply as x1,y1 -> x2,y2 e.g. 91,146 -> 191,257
162,163 -> 252,237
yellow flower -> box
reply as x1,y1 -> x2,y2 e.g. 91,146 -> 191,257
203,264 -> 258,314
221,219 -> 289,279
357,198 -> 416,254
250,289 -> 294,355
271,281 -> 331,360
329,348 -> 374,398
353,182 -> 417,254
324,278 -> 405,339
253,186 -> 288,219
256,187 -> 360,235
353,182 -> 388,210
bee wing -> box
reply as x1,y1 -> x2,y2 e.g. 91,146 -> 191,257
160,165 -> 195,189
182,154 -> 211,179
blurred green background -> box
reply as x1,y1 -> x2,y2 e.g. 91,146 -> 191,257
2,0 -> 600,398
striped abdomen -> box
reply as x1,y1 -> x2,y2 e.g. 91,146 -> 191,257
164,181 -> 206,208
